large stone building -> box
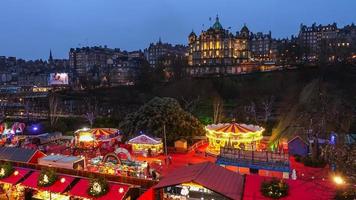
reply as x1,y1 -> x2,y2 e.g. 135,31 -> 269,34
144,39 -> 187,68
250,31 -> 275,62
298,23 -> 339,62
69,46 -> 145,87
188,16 -> 251,67
298,23 -> 356,63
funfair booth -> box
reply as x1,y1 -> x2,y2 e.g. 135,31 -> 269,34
205,122 -> 264,155
127,134 -> 163,157
74,128 -> 121,149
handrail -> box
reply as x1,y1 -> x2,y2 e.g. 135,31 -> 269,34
188,139 -> 207,152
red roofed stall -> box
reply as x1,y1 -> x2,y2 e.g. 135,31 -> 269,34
0,168 -> 31,185
20,171 -> 75,199
153,162 -> 245,200
69,178 -> 133,200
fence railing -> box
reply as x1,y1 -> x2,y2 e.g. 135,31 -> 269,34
188,139 -> 208,153
0,159 -> 158,190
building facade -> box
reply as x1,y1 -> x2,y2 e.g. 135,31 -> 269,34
250,31 -> 274,62
188,16 -> 251,67
298,23 -> 339,62
144,39 -> 187,68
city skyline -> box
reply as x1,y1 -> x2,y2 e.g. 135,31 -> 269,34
0,0 -> 355,60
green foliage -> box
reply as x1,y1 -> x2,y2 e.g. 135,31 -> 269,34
294,155 -> 302,162
87,176 -> 109,197
261,179 -> 289,199
0,162 -> 14,179
120,97 -> 205,144
198,116 -> 213,125
94,117 -> 120,128
38,169 -> 57,187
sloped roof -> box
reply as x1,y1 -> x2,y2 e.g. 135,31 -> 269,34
128,134 -> 162,145
0,147 -> 43,163
154,162 -> 244,200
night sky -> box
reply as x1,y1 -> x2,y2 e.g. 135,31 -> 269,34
0,0 -> 355,60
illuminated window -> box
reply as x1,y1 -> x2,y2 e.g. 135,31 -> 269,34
210,41 -> 213,49
216,41 -> 221,49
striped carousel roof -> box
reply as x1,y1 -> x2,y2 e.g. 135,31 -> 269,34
206,123 -> 264,134
90,128 -> 118,137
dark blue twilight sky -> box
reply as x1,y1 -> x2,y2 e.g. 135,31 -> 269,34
0,0 -> 355,60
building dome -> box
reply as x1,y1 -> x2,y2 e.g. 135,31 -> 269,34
212,15 -> 223,30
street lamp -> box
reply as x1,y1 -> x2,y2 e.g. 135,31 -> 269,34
333,175 -> 345,185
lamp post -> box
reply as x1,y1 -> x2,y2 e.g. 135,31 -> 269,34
163,124 -> 168,165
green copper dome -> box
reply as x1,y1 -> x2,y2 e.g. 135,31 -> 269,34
212,16 -> 223,30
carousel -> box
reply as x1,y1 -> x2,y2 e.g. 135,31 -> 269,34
205,122 -> 264,155
74,128 -> 121,149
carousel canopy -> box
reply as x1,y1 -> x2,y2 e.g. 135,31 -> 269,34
75,128 -> 119,140
206,123 -> 264,135
90,128 -> 118,137
128,134 -> 162,145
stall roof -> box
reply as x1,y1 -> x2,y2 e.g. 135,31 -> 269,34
69,178 -> 130,200
38,154 -> 84,169
39,154 -> 83,163
154,162 -> 245,200
20,171 -> 75,193
0,147 -> 45,163
128,134 -> 162,145
0,168 -> 31,185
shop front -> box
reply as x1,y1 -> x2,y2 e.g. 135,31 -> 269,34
128,134 -> 163,157
20,171 -> 75,200
69,178 -> 135,200
0,167 -> 30,200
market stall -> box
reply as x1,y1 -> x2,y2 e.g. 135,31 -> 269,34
127,134 -> 163,157
88,150 -> 148,179
20,171 -> 75,200
74,128 -> 121,149
69,178 -> 133,200
205,122 -> 264,155
0,166 -> 30,200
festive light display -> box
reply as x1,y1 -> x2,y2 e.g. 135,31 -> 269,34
128,134 -> 163,156
37,169 -> 57,187
205,122 -> 264,155
87,177 -> 109,197
74,128 -> 120,149
0,163 -> 14,179
261,179 -> 289,199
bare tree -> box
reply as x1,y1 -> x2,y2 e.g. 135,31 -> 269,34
244,101 -> 257,123
261,96 -> 275,123
84,97 -> 98,127
213,95 -> 223,124
181,96 -> 200,112
84,112 -> 95,128
48,92 -> 61,128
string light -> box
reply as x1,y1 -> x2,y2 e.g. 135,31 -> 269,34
60,177 -> 66,183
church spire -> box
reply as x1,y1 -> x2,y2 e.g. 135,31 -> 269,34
49,49 -> 53,63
